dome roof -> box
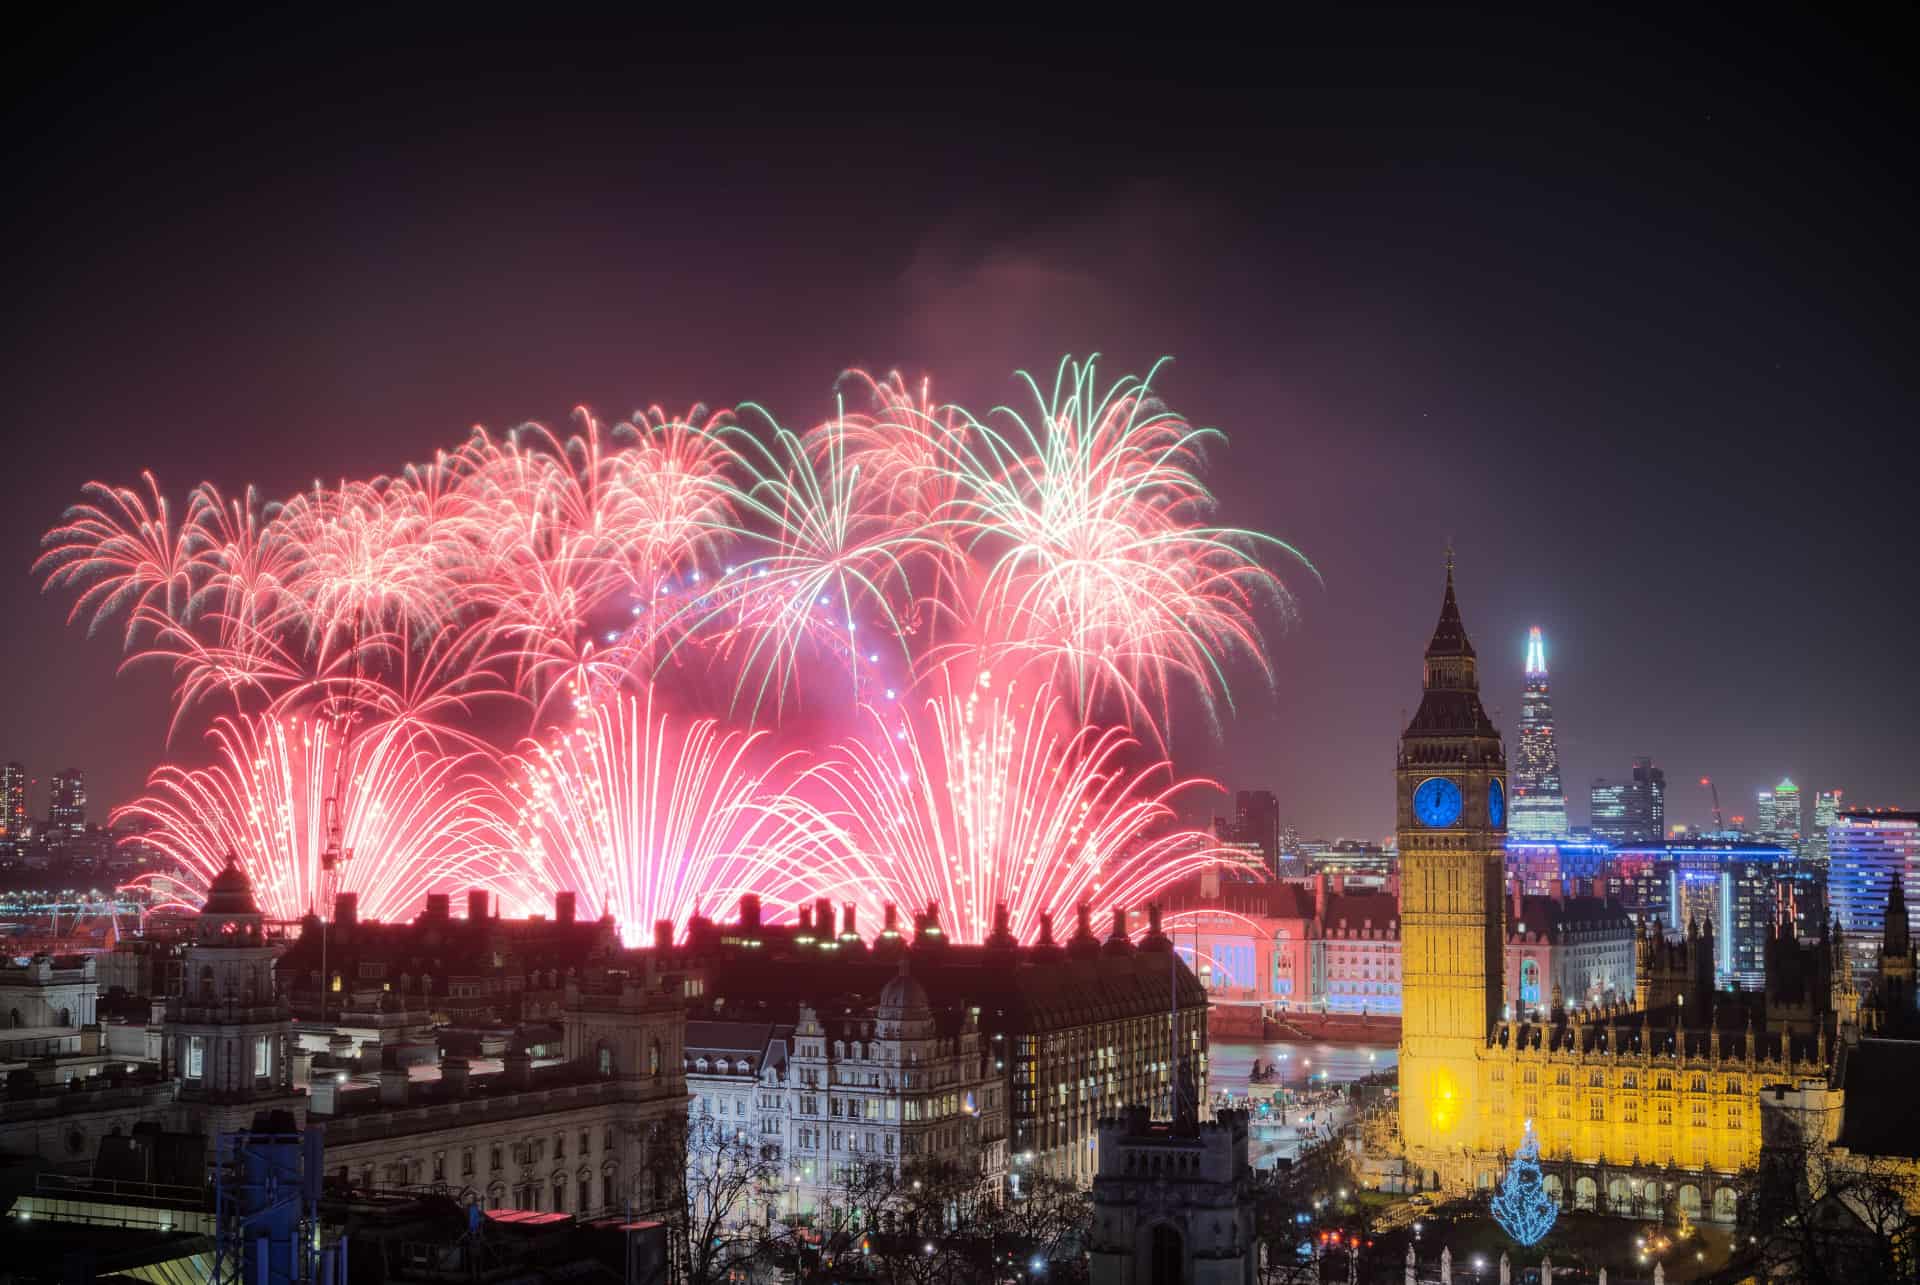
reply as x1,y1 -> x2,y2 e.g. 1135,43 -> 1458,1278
201,861 -> 262,917
877,961 -> 931,1021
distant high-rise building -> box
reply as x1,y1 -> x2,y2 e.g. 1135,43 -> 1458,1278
49,768 -> 86,834
1830,810 -> 1920,979
1590,780 -> 1629,843
1767,777 -> 1802,854
1809,789 -> 1845,866
1590,759 -> 1665,845
1,762 -> 25,839
1233,790 -> 1280,867
1632,757 -> 1666,841
1510,626 -> 1569,838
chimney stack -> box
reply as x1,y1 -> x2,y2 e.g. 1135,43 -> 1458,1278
467,890 -> 490,921
555,891 -> 577,925
739,894 -> 762,931
654,920 -> 673,951
840,903 -> 858,940
815,898 -> 835,940
504,1043 -> 533,1089
334,892 -> 358,928
379,1066 -> 409,1106
426,893 -> 450,920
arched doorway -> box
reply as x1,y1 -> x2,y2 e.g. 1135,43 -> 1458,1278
1608,1177 -> 1632,1214
1150,1223 -> 1183,1285
1574,1175 -> 1598,1210
1641,1181 -> 1662,1219
1678,1184 -> 1702,1219
1543,1174 -> 1565,1206
1712,1187 -> 1738,1222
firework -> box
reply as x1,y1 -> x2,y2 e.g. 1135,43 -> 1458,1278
939,356 -> 1312,734
473,687 -> 832,945
800,666 -> 1228,945
41,356 -> 1301,937
665,406 -> 933,716
118,712 -> 500,922
35,470 -> 198,647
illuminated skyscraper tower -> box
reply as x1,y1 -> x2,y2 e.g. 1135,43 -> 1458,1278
1809,789 -> 1844,867
1509,627 -> 1569,838
1771,777 -> 1803,854
0,762 -> 25,840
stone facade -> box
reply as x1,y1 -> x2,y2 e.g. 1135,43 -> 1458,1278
312,970 -> 686,1219
1089,1106 -> 1255,1285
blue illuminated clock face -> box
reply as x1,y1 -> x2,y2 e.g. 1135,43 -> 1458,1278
1489,779 -> 1506,828
1413,777 -> 1464,828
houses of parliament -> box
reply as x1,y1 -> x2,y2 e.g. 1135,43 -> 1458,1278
1396,558 -> 1911,1219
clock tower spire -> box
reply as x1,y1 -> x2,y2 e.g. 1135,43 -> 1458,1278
1397,554 -> 1507,1186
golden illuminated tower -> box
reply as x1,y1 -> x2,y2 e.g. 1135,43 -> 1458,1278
1397,555 -> 1506,1185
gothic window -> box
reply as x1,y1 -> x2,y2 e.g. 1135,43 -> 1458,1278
1727,1105 -> 1742,1129
462,1147 -> 474,1177
490,1144 -> 502,1171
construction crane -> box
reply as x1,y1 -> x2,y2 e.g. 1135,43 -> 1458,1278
1699,777 -> 1724,832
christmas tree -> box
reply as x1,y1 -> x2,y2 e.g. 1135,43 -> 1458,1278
1490,1121 -> 1559,1246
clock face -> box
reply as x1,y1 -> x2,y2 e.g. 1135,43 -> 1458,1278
1413,777 -> 1464,828
1489,779 -> 1506,828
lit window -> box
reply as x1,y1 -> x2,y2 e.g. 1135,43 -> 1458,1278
187,1036 -> 205,1078
254,1034 -> 271,1077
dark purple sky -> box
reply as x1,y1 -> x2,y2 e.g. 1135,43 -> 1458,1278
2,11 -> 1913,837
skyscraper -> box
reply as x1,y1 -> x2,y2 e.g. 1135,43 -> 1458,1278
1830,810 -> 1920,979
1809,789 -> 1845,867
1510,626 -> 1569,838
1590,780 -> 1629,843
1632,757 -> 1666,840
49,768 -> 86,834
1768,777 -> 1802,854
1590,759 -> 1665,845
1233,789 -> 1280,867
1,762 -> 25,840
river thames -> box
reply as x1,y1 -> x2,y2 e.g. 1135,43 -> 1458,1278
1210,1040 -> 1396,1090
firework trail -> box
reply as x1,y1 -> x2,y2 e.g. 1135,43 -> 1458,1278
117,712 -> 501,923
800,665 -> 1230,945
473,687 -> 832,945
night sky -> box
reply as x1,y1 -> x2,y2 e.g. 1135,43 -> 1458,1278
2,11 -> 1913,837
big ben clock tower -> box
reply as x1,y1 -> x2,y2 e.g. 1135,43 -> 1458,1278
1397,554 -> 1506,1187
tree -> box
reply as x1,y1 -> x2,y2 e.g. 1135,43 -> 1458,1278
652,1108 -> 789,1285
1489,1124 -> 1558,1247
812,1159 -> 1091,1284
1740,1113 -> 1919,1284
